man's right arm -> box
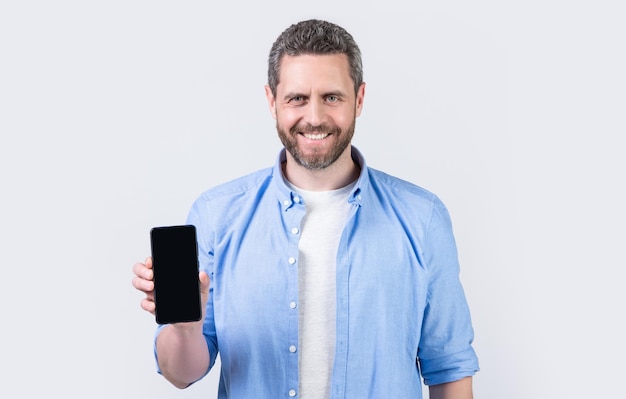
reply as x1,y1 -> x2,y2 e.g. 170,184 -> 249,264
132,258 -> 212,388
155,316 -> 211,388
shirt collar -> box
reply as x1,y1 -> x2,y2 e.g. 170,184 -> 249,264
272,146 -> 368,210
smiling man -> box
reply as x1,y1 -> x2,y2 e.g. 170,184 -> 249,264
133,19 -> 479,399
269,53 -> 362,184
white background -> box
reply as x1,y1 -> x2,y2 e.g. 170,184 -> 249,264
1,1 -> 624,398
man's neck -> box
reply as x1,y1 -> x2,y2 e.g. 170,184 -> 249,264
282,146 -> 360,191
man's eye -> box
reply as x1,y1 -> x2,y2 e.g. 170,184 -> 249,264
290,96 -> 304,102
326,96 -> 338,103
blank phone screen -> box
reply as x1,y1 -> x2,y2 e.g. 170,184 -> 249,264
150,225 -> 202,324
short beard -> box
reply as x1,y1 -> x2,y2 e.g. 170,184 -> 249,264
277,119 -> 355,170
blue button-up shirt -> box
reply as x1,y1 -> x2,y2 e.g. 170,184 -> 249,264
156,147 -> 479,398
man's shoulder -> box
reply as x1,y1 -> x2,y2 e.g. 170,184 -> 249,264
367,167 -> 439,204
365,167 -> 453,227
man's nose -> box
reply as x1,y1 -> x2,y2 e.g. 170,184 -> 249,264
304,99 -> 325,127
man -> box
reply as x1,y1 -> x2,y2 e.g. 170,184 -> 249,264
132,19 -> 479,398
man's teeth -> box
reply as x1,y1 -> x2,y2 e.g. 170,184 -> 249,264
303,133 -> 329,140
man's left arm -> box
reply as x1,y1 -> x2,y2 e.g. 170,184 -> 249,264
429,376 -> 473,399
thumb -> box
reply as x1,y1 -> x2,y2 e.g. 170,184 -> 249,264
199,271 -> 210,308
199,271 -> 210,293
197,271 -> 210,321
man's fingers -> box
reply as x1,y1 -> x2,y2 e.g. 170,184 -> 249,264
141,298 -> 156,314
132,275 -> 154,292
133,257 -> 156,317
132,261 -> 154,281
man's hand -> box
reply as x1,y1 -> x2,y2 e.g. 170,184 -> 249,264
131,256 -> 210,321
132,257 -> 156,315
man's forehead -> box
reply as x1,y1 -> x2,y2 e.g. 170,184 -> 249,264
277,54 -> 352,86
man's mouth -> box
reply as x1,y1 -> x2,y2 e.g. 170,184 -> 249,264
302,132 -> 330,140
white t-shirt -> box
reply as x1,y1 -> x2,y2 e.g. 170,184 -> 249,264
291,182 -> 355,399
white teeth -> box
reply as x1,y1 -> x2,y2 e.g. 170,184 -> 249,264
303,133 -> 329,140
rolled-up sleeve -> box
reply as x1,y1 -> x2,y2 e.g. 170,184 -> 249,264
418,198 -> 480,385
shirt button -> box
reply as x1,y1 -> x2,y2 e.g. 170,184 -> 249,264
289,345 -> 297,353
289,389 -> 297,397
289,301 -> 297,309
283,200 -> 290,206
291,227 -> 299,235
293,196 -> 301,203
288,257 -> 296,265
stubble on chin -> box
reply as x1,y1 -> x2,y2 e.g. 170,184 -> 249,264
276,120 -> 355,170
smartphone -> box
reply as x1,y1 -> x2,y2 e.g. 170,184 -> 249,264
150,225 -> 202,324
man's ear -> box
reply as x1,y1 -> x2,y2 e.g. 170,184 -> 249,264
355,82 -> 366,117
265,85 -> 277,120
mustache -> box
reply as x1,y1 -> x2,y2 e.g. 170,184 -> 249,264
290,123 -> 341,135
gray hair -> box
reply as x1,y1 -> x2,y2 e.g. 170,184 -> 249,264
267,19 -> 363,97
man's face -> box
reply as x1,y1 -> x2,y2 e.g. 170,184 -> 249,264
266,54 -> 365,170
